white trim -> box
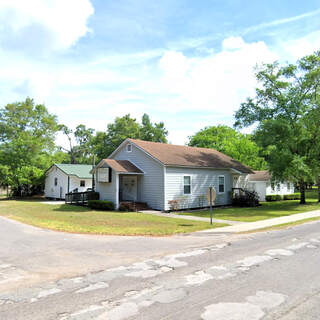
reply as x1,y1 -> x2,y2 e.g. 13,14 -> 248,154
163,166 -> 166,210
90,159 -> 106,174
108,139 -> 130,159
118,172 -> 144,175
183,175 -> 192,195
230,168 -> 243,175
128,140 -> 164,166
91,158 -> 145,175
218,175 -> 225,194
126,160 -> 146,174
109,139 -> 164,166
115,173 -> 119,210
165,164 -> 248,173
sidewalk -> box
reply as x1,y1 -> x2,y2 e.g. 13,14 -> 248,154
140,210 -> 244,226
201,210 -> 320,233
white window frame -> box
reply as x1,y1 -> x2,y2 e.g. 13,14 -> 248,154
126,144 -> 132,152
183,175 -> 192,195
218,175 -> 225,194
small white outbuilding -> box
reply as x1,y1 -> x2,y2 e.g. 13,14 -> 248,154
44,164 -> 93,199
247,170 -> 295,201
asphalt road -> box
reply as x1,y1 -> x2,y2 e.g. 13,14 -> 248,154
1,217 -> 320,319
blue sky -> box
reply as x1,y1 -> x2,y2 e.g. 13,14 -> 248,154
0,0 -> 320,146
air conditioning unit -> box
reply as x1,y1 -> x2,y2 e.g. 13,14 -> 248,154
98,168 -> 110,183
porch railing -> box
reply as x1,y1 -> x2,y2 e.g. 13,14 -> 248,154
65,191 -> 99,206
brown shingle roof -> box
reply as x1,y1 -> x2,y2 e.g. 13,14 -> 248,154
98,159 -> 143,174
249,170 -> 271,181
127,139 -> 253,174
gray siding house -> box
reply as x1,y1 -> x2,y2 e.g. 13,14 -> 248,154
92,139 -> 253,211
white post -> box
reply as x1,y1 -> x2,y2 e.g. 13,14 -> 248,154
115,173 -> 120,210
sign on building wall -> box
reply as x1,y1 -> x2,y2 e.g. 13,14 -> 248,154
98,168 -> 110,182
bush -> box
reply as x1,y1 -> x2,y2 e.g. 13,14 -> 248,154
168,200 -> 180,211
265,195 -> 282,201
232,190 -> 260,207
283,193 -> 301,200
88,200 -> 115,211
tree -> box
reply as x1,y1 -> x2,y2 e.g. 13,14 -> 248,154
0,98 -> 59,195
303,101 -> 320,201
59,124 -> 95,164
188,125 -> 266,170
140,114 -> 168,143
92,114 -> 168,160
234,51 -> 320,204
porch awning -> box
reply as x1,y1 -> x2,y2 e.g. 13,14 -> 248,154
94,159 -> 144,174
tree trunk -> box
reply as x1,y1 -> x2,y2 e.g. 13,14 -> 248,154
318,177 -> 320,203
300,182 -> 306,204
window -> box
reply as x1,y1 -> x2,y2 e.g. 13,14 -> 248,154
183,176 -> 191,194
126,144 -> 132,152
218,176 -> 225,193
277,184 -> 281,191
80,180 -> 85,187
54,177 -> 58,186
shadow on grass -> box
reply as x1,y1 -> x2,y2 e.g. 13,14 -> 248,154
52,204 -> 91,212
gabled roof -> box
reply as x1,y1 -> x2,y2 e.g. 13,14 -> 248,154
122,139 -> 253,174
51,164 -> 93,179
248,170 -> 271,182
95,159 -> 143,174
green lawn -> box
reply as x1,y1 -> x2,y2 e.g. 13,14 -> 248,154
0,200 -> 227,236
178,189 -> 320,222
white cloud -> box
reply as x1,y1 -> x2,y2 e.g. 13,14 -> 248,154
157,37 -> 278,116
222,36 -> 246,50
0,28 -> 319,148
277,30 -> 320,61
0,0 -> 94,51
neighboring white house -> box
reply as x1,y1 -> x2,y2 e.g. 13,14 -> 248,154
247,170 -> 295,201
44,164 -> 93,199
91,138 -> 254,211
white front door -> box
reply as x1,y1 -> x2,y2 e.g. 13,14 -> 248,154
122,176 -> 137,201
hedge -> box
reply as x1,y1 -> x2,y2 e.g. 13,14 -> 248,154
265,195 -> 282,201
283,193 -> 301,200
88,200 -> 115,211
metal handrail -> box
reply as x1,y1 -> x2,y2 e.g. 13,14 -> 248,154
65,191 -> 99,205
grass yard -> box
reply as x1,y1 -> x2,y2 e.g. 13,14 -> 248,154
0,200 -> 227,236
178,189 -> 320,222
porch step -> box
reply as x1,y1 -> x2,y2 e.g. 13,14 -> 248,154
119,201 -> 151,212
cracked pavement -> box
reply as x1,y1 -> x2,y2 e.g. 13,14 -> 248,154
1,216 -> 320,319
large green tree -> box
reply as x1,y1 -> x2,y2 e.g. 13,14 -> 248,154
59,124 -> 95,164
92,114 -> 168,160
234,51 -> 320,204
0,98 -> 59,195
188,125 -> 266,170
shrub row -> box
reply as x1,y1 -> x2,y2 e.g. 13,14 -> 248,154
265,193 -> 300,202
88,200 -> 115,210
283,193 -> 301,200
265,195 -> 282,201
